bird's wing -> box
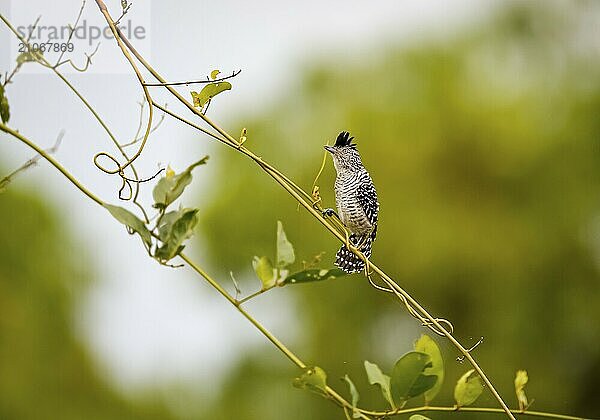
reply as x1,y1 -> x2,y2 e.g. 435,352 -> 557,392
356,176 -> 379,227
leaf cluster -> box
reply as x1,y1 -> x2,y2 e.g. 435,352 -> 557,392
250,221 -> 346,293
190,69 -> 232,112
295,334 -> 532,419
104,157 -> 208,265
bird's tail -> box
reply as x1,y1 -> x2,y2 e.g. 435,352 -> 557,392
335,226 -> 377,274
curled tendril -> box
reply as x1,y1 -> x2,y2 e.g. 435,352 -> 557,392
367,275 -> 394,293
121,167 -> 164,183
94,151 -> 122,174
51,43 -> 100,72
317,203 -> 456,337
456,336 -> 484,363
379,272 -> 455,337
94,151 -> 164,201
348,238 -> 456,336
118,176 -> 132,200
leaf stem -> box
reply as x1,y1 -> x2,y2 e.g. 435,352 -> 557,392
237,284 -> 279,305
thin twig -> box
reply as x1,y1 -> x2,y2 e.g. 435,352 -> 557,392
0,123 -> 103,206
114,0 -> 132,25
2,16 -> 41,87
54,0 -> 86,66
357,404 -> 586,420
53,43 -> 101,72
142,69 -> 242,86
121,101 -> 167,148
0,130 -> 64,191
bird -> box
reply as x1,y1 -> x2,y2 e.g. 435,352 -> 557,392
324,131 -> 379,274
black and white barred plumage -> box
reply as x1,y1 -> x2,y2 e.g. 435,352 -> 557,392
324,131 -> 379,273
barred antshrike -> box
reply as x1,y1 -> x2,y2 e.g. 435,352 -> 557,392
324,131 -> 379,273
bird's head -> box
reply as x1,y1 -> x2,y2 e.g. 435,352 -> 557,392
324,131 -> 362,172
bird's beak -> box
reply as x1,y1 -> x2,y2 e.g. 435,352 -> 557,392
324,145 -> 335,153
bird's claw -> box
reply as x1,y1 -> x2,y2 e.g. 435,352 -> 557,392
322,208 -> 336,218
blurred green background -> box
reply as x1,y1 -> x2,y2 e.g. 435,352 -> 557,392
2,1 -> 600,419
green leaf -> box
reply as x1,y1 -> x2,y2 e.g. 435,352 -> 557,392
190,82 -> 232,108
293,366 -> 327,394
276,221 -> 295,268
282,268 -> 346,285
252,256 -> 276,288
16,50 -> 43,65
414,334 -> 444,403
157,210 -> 181,242
154,208 -> 199,262
454,369 -> 484,407
210,69 -> 220,80
409,415 -> 432,420
390,351 -> 437,406
343,374 -> 360,418
364,360 -> 395,409
514,370 -> 529,410
104,204 -> 152,247
0,84 -> 9,124
152,156 -> 208,209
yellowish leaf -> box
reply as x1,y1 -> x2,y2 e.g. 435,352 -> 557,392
515,370 -> 529,410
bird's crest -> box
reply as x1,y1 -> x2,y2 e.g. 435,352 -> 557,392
334,131 -> 356,148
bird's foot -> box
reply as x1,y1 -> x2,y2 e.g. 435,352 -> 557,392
322,208 -> 337,218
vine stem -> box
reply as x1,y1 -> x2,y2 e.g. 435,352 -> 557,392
0,122 -> 104,206
179,253 -> 304,367
178,254 -> 372,420
94,4 -> 155,173
357,405 -> 587,420
90,2 -> 515,417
